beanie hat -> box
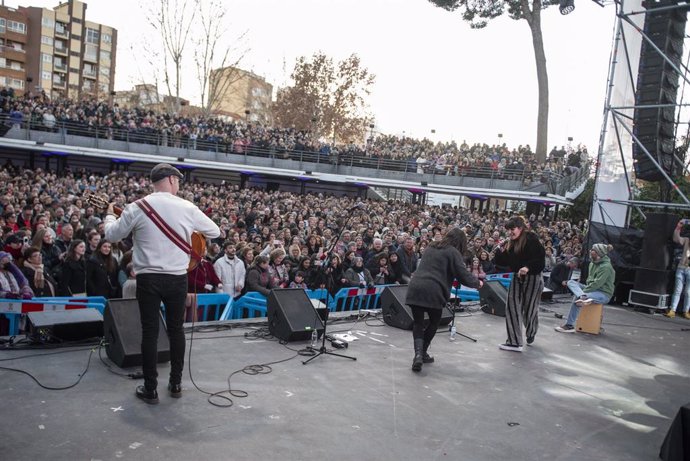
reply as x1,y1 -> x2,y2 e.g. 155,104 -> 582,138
592,243 -> 613,257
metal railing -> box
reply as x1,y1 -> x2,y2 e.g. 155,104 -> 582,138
1,114 -> 588,194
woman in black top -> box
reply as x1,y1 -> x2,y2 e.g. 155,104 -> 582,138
406,227 -> 481,372
493,216 -> 546,352
58,239 -> 87,297
86,239 -> 120,298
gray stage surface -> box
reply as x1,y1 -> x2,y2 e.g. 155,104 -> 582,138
1,297 -> 689,461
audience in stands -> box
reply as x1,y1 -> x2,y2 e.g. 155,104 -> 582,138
0,165 -> 589,303
0,92 -> 588,184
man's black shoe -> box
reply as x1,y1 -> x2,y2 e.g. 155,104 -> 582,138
526,335 -> 535,346
136,385 -> 159,404
168,382 -> 182,398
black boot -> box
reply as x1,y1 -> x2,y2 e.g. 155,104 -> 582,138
412,338 -> 424,372
422,342 -> 434,364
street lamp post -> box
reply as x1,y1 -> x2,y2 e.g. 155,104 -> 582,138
244,109 -> 250,124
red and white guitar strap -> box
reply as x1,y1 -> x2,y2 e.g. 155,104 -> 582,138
136,198 -> 202,264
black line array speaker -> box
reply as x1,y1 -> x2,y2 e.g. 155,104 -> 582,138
632,1 -> 689,181
380,285 -> 452,330
104,298 -> 170,369
28,308 -> 103,341
479,281 -> 508,317
633,212 -> 677,295
267,289 -> 324,342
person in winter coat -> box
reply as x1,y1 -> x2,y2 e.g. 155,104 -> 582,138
58,239 -> 87,296
86,239 -> 120,298
244,255 -> 275,297
0,250 -> 34,299
405,227 -> 481,372
555,244 -> 615,333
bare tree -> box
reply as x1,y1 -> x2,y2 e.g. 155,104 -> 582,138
147,0 -> 197,113
193,0 -> 248,116
273,52 -> 375,144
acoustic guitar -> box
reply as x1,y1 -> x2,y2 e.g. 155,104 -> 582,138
86,193 -> 206,272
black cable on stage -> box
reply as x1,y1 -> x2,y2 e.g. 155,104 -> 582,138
0,345 -> 96,390
0,345 -> 95,361
97,340 -> 142,379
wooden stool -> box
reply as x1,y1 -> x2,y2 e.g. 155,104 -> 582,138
576,303 -> 603,334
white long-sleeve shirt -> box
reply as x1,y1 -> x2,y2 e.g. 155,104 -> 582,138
213,255 -> 246,298
104,192 -> 220,275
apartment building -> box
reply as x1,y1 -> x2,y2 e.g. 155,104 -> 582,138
0,6 -> 29,94
8,0 -> 118,99
209,66 -> 273,124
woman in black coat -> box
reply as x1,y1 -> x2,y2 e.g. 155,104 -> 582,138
86,239 -> 120,299
406,227 -> 481,372
58,239 -> 87,297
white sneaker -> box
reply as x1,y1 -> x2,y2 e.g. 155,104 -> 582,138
576,298 -> 594,306
499,343 -> 523,352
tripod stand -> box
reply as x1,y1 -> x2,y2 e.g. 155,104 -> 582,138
445,301 -> 477,342
302,308 -> 357,365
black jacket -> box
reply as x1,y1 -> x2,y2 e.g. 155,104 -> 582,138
86,256 -> 119,298
406,246 -> 479,310
493,232 -> 546,275
58,258 -> 87,296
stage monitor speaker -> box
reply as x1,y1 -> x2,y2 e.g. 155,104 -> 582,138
633,267 -> 672,295
267,289 -> 324,342
479,280 -> 507,317
104,298 -> 170,369
28,308 -> 103,341
380,285 -> 452,330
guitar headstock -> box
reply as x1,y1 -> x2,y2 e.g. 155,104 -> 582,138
84,191 -> 111,211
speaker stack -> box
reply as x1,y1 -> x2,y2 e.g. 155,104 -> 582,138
632,1 -> 688,181
103,299 -> 170,368
630,212 -> 676,307
380,285 -> 452,330
267,289 -> 324,342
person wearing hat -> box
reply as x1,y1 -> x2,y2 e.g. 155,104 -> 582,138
104,163 -> 220,405
555,243 -> 615,333
0,251 -> 34,300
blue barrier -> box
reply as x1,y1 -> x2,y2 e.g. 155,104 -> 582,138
230,292 -> 267,319
191,293 -> 232,322
0,298 -> 108,336
331,285 -> 389,312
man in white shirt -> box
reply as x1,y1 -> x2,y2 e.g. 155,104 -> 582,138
213,242 -> 245,299
104,163 -> 220,404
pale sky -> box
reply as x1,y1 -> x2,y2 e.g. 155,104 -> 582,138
11,0 -> 617,151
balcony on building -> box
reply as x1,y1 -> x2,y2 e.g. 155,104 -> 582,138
54,41 -> 68,55
54,22 -> 68,38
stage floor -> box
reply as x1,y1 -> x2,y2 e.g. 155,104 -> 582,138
1,296 -> 689,461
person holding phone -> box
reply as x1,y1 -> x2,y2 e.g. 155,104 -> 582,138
667,218 -> 690,319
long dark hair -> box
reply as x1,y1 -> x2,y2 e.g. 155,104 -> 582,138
93,239 -> 117,273
66,239 -> 85,262
429,227 -> 467,255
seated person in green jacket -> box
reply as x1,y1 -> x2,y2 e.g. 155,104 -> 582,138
555,244 -> 615,333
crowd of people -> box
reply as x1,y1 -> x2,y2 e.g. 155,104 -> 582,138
0,89 -> 587,184
0,163 -> 589,312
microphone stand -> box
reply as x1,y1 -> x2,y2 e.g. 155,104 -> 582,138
302,205 -> 361,365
